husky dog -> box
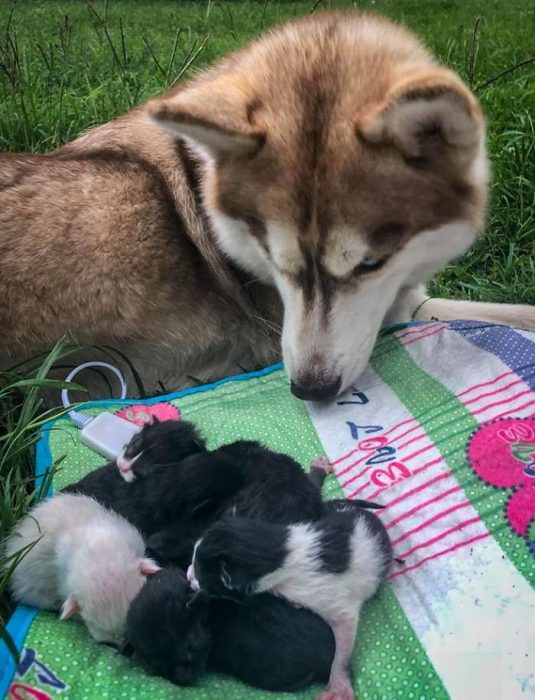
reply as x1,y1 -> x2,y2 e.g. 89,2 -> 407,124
1,12 -> 532,398
4,494 -> 160,644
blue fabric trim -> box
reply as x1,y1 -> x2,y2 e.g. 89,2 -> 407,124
0,606 -> 38,698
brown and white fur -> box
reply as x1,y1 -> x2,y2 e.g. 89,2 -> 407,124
4,494 -> 160,644
1,12 -> 533,399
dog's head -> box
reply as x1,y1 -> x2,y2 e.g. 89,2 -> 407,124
147,12 -> 488,400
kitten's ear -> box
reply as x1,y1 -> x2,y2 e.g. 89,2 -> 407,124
139,558 -> 161,576
220,561 -> 251,592
186,589 -> 209,610
59,595 -> 80,620
150,415 -> 160,425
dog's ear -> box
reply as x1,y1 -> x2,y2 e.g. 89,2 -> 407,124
357,68 -> 484,171
146,75 -> 264,158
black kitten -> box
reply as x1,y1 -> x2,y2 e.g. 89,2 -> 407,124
146,441 -> 326,565
126,567 -> 212,685
63,419 -> 207,535
126,567 -> 334,691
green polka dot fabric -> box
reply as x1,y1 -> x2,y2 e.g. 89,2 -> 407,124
3,320 -> 535,700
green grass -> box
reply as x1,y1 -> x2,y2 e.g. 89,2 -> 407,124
0,0 -> 533,665
0,344 -> 87,661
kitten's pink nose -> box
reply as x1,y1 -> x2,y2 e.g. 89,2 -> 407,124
187,565 -> 199,590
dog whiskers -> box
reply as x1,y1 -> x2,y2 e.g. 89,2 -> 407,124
251,314 -> 282,337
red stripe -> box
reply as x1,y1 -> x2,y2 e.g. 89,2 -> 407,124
463,378 -> 524,406
364,457 -> 445,501
472,389 -> 533,416
385,485 -> 462,529
401,326 -> 446,347
396,323 -> 444,340
395,431 -> 426,453
397,516 -> 482,559
491,399 -> 535,421
332,371 -> 528,471
340,436 -> 433,490
375,470 -> 451,513
337,424 -> 423,481
456,370 -> 514,398
391,501 -> 471,546
389,532 -> 491,580
347,481 -> 369,499
401,442 -> 434,463
340,464 -> 374,489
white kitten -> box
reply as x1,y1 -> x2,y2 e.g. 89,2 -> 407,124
4,493 -> 159,644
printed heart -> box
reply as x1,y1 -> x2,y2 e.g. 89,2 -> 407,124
116,402 -> 180,427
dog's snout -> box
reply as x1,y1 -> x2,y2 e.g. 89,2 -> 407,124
290,377 -> 341,402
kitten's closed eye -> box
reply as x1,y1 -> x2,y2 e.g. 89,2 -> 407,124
220,561 -> 233,589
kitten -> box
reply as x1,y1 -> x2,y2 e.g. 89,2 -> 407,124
125,566 -> 334,691
4,493 -> 159,644
188,500 -> 393,700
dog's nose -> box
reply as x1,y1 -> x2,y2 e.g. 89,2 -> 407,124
290,377 -> 341,402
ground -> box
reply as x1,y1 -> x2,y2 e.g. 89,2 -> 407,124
0,0 -> 534,656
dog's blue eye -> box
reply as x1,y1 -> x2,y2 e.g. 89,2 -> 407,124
356,257 -> 387,273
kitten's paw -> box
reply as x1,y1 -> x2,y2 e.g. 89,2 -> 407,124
309,456 -> 334,474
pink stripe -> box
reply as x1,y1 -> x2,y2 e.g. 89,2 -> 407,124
336,387 -> 532,474
346,480 -> 372,498
337,424 -> 423,481
341,435 -> 434,490
333,417 -> 418,470
340,464 -> 374,489
391,501 -> 472,546
401,326 -> 446,347
456,370 -> 514,398
491,398 -> 535,421
385,485 -> 462,529
396,323 -> 444,340
409,456 -> 446,478
387,422 -> 423,445
472,389 -> 533,416
398,516 -> 482,559
463,379 -> 524,407
389,532 -> 492,580
395,431 -> 426,453
375,469 -> 451,512
364,457 -> 445,501
401,442 -> 434,463
335,382 -> 532,487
